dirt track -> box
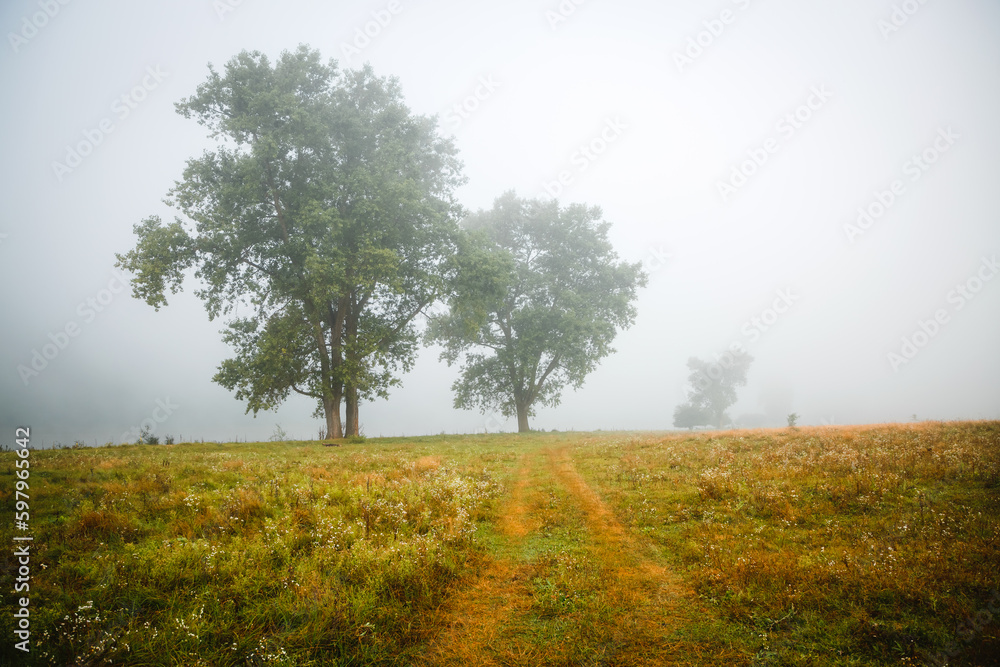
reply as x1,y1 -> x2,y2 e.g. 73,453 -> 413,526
417,443 -> 700,666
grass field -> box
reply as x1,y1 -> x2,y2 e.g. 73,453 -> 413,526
2,421 -> 998,665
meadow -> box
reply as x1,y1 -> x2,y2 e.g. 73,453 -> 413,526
1,421 -> 998,665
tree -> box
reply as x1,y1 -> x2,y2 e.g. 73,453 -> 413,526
430,192 -> 646,432
672,403 -> 712,430
787,412 -> 799,428
115,46 -> 464,438
675,349 -> 753,429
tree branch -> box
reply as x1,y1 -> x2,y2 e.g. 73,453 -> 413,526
291,383 -> 321,399
531,353 -> 562,403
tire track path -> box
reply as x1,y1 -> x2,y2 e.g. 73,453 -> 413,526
546,445 -> 691,605
544,445 -> 695,664
419,443 -> 718,666
416,451 -> 542,666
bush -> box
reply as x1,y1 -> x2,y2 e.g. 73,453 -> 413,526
673,403 -> 712,430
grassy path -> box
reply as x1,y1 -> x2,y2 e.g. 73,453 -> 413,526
418,440 -> 741,666
546,444 -> 690,602
416,451 -> 542,665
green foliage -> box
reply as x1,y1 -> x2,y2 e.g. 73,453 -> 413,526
430,192 -> 646,431
138,426 -> 159,445
787,412 -> 800,427
115,45 -> 465,437
114,217 -> 195,311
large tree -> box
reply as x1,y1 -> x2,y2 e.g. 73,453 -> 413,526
115,46 -> 464,438
430,192 -> 646,432
675,349 -> 754,429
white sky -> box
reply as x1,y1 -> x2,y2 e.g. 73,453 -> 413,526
2,0 -> 998,445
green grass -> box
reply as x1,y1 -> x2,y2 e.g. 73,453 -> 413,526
0,435 -> 511,665
1,422 -> 998,665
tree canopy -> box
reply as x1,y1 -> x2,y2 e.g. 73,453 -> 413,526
430,192 -> 646,432
672,403 -> 712,430
115,45 -> 464,438
674,349 -> 754,429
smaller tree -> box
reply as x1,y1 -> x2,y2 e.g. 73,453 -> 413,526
430,192 -> 646,432
673,403 -> 712,430
676,349 -> 753,429
786,413 -> 799,428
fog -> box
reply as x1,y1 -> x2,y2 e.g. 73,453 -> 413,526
2,0 -> 998,446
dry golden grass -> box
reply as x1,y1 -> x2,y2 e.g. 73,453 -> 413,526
581,421 -> 1000,665
4,422 -> 996,665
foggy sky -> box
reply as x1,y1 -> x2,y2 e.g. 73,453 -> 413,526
2,0 -> 998,446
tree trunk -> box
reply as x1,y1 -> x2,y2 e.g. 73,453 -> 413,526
342,290 -> 362,438
323,389 -> 343,440
344,385 -> 360,437
516,400 -> 530,433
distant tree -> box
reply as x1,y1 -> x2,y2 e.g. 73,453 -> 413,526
678,349 -> 754,429
787,413 -> 799,428
115,46 -> 464,439
138,426 -> 159,445
430,192 -> 646,432
673,403 -> 712,430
